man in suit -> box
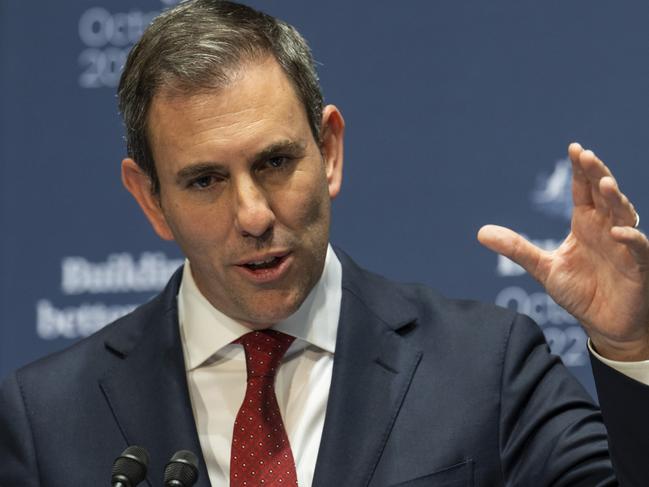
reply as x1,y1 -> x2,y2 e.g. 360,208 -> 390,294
2,1 -> 649,485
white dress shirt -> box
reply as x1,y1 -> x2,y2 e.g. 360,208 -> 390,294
178,245 -> 342,487
589,340 -> 649,385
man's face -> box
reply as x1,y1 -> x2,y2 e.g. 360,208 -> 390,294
122,58 -> 344,328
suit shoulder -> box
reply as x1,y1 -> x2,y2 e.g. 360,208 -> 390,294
402,281 -> 531,347
343,252 -> 517,324
11,281 -> 176,388
337,250 -> 535,351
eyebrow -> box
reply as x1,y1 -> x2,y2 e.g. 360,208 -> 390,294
174,139 -> 308,184
253,140 -> 307,164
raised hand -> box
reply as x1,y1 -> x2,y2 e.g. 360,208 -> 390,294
478,143 -> 649,361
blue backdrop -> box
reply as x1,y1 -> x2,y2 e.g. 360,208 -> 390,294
2,0 -> 649,398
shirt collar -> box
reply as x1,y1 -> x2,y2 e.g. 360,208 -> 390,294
178,245 -> 342,370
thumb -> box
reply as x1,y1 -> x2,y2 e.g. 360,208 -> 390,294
477,224 -> 548,284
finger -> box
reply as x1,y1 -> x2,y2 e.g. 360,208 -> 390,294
578,149 -> 614,214
610,226 -> 649,267
578,148 -> 615,180
600,176 -> 637,227
478,225 -> 550,284
569,142 -> 593,207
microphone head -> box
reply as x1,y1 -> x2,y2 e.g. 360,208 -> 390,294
111,445 -> 150,487
164,450 -> 199,487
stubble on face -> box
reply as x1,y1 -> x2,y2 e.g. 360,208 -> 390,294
218,189 -> 331,328
147,58 -> 333,328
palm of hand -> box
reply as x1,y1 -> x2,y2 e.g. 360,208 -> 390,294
545,206 -> 649,347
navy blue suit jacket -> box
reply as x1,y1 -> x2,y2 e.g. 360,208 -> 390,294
1,251 -> 646,486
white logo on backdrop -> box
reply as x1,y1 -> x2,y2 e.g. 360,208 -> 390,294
494,156 -> 587,366
531,158 -> 573,221
36,252 -> 183,340
78,1 -> 180,88
61,252 -> 181,294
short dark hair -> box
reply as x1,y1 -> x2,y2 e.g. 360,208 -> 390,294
117,0 -> 324,193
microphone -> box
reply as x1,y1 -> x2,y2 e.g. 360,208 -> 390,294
164,450 -> 199,487
111,445 -> 150,487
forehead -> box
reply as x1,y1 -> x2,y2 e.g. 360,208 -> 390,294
147,58 -> 311,164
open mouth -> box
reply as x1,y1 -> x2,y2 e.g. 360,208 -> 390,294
242,255 -> 285,271
235,252 -> 291,283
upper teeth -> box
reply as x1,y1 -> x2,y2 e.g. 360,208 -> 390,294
250,257 -> 275,265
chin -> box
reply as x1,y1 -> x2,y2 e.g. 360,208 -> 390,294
244,291 -> 304,325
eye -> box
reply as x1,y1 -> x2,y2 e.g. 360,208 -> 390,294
266,156 -> 288,169
189,174 -> 221,190
253,152 -> 298,178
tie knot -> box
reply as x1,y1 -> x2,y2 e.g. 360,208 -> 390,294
235,330 -> 295,378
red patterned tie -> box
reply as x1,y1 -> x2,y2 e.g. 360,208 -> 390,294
230,330 -> 298,486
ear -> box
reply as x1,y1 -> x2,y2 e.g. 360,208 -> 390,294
320,105 -> 345,199
121,158 -> 175,241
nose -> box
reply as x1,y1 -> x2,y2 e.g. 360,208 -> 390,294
232,176 -> 275,238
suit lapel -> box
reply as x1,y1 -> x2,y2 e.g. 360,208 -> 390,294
313,253 -> 422,487
98,270 -> 211,487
